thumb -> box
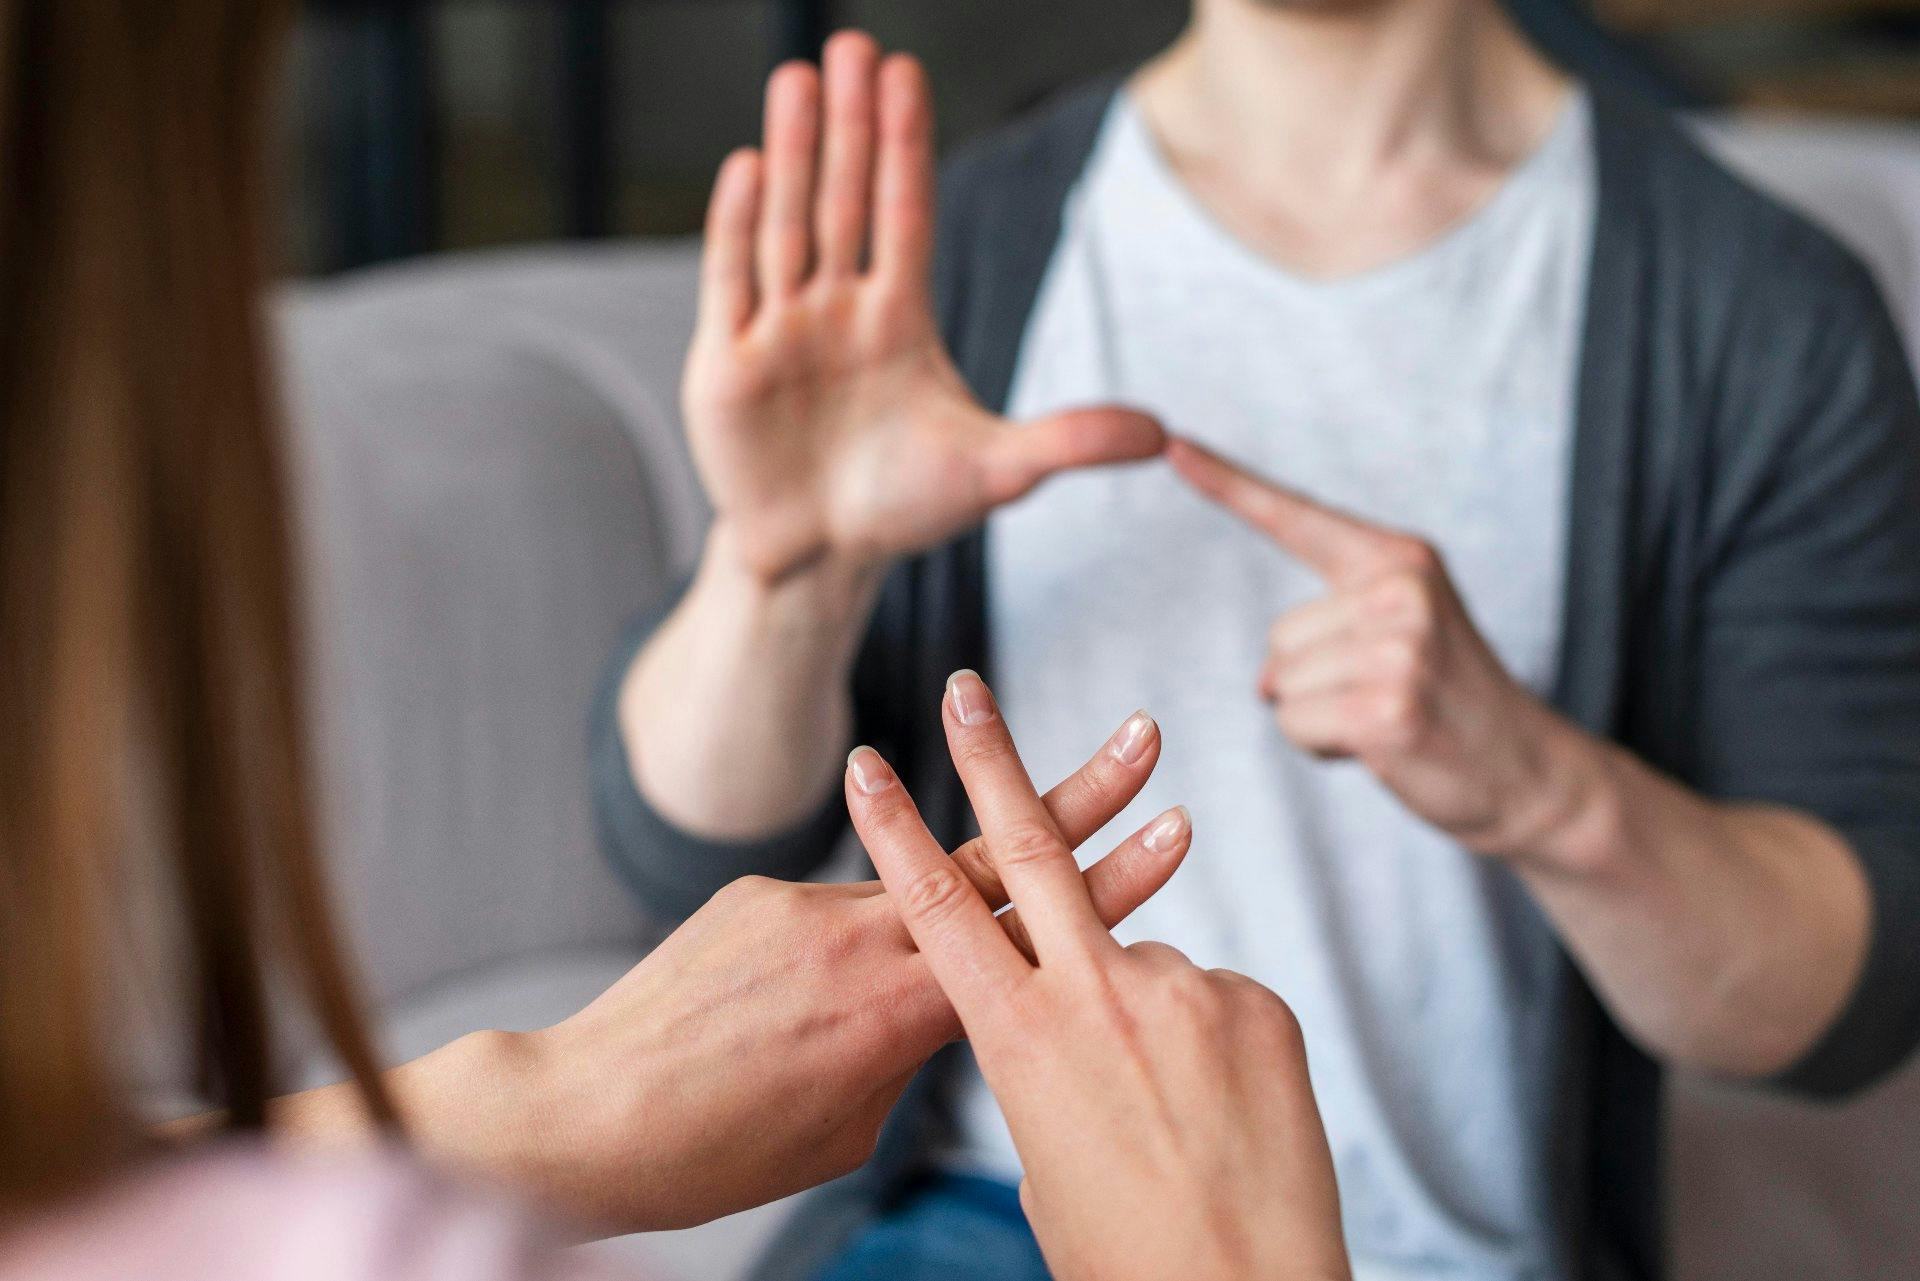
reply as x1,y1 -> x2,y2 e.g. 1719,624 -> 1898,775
982,406 -> 1166,505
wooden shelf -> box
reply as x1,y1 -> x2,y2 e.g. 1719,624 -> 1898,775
1598,0 -> 1920,31
1733,55 -> 1920,114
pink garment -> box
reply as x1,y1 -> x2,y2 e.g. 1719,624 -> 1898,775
0,1144 -> 636,1281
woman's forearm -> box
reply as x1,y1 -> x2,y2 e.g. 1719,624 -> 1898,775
268,1031 -> 605,1229
1512,720 -> 1872,1078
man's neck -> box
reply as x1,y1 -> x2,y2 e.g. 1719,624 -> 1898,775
1131,0 -> 1572,277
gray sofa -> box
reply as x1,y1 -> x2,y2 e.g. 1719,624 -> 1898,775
280,115 -> 1920,1281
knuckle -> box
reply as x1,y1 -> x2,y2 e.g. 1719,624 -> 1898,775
1057,755 -> 1121,816
1367,572 -> 1431,628
1387,536 -> 1443,576
1368,688 -> 1428,747
1404,570 -> 1441,621
717,874 -> 777,906
993,821 -> 1067,870
949,838 -> 1003,897
1374,636 -> 1424,682
1206,968 -> 1241,993
810,913 -> 867,964
855,783 -> 919,832
1169,961 -> 1217,996
900,864 -> 972,925
1257,994 -> 1308,1056
1377,686 -> 1420,726
1275,703 -> 1321,749
1167,968 -> 1231,1023
951,732 -> 1008,774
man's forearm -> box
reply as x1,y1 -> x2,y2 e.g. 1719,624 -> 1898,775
1506,714 -> 1872,1078
622,523 -> 884,841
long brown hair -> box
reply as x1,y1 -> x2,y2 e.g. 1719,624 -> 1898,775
0,0 -> 396,1207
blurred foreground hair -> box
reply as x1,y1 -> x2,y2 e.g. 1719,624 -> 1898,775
0,0 -> 395,1206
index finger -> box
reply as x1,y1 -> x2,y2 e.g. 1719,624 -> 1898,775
844,746 -> 1029,1022
951,708 -> 1161,912
943,670 -> 1113,962
1166,437 -> 1390,584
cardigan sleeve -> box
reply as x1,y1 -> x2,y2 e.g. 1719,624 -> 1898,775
587,577 -> 858,922
1689,246 -> 1920,1097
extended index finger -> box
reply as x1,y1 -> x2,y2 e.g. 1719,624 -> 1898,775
845,746 -> 1028,1022
1166,437 -> 1390,584
943,670 -> 1112,962
951,708 -> 1159,911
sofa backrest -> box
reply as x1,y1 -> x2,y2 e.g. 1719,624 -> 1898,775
280,242 -> 709,1007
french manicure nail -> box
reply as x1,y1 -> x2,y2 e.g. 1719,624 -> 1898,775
946,669 -> 995,726
1108,710 -> 1156,765
847,746 -> 895,795
1143,805 -> 1190,854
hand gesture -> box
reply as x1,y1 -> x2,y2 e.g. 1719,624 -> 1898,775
684,33 -> 1164,582
523,705 -> 1190,1232
1168,438 -> 1578,859
847,670 -> 1351,1281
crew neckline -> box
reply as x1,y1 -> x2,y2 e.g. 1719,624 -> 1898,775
1099,84 -> 1593,297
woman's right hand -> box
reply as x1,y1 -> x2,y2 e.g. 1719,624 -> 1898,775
846,671 -> 1353,1281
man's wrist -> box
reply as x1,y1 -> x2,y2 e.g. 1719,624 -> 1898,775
1480,706 -> 1626,878
700,520 -> 887,636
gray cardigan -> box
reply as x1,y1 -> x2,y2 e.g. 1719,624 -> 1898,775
593,83 -> 1920,1281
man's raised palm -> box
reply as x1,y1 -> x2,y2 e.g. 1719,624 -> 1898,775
682,35 -> 1162,583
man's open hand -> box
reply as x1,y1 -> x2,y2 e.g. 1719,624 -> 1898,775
683,32 -> 1164,582
1169,437 -> 1588,861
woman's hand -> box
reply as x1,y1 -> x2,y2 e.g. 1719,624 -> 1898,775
684,31 -> 1163,583
274,708 -> 1188,1236
846,671 -> 1352,1281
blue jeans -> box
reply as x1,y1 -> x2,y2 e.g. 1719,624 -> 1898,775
808,1173 -> 1051,1281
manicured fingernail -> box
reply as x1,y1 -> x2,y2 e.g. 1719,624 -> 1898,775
1143,805 -> 1190,853
946,669 -> 995,726
1108,710 -> 1156,765
847,746 -> 895,795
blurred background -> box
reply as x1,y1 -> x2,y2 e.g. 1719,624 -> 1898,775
289,0 -> 1920,273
